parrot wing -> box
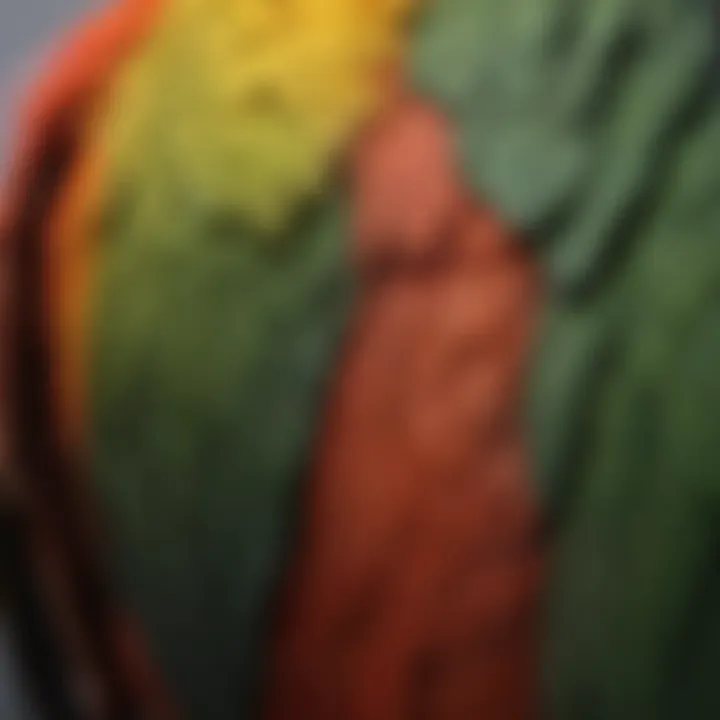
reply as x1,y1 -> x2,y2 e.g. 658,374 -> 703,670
2,3 -> 360,719
408,0 -> 720,717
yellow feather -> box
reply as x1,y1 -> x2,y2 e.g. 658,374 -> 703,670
102,0 -> 416,235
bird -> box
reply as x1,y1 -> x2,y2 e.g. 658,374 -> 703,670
1,0 -> 718,718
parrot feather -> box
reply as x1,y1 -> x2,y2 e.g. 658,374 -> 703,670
31,0 -> 413,715
409,0 -> 720,717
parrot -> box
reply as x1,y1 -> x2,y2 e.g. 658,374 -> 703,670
1,0 -> 719,718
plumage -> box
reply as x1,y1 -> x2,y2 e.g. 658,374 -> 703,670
410,0 -> 720,717
265,100 -> 543,720
2,0 -> 720,718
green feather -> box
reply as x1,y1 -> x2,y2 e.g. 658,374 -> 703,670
91,166 -> 354,716
410,0 -> 720,716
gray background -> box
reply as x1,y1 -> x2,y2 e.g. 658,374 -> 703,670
1,0 -> 99,172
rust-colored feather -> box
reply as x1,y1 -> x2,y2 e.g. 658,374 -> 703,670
267,96 -> 545,720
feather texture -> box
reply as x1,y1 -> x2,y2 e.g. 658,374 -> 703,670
410,0 -> 720,717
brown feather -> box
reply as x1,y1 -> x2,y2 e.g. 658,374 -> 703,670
267,96 -> 545,720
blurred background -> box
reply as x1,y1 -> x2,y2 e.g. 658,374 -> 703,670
0,0 -> 99,173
